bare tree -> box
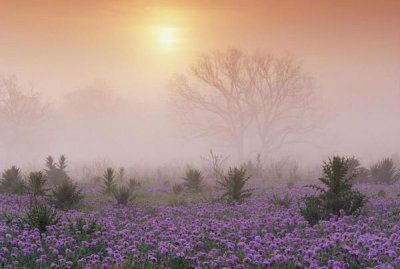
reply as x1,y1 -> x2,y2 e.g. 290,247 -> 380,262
0,76 -> 48,130
171,48 -> 316,159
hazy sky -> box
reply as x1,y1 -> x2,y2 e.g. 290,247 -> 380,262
0,0 -> 399,167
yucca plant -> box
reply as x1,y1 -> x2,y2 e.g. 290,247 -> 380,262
102,168 -> 116,195
52,180 -> 84,210
24,202 -> 60,233
301,156 -> 367,225
183,168 -> 203,193
113,186 -> 133,205
27,171 -> 49,197
0,166 -> 26,194
217,167 -> 253,203
369,158 -> 399,184
45,155 -> 70,186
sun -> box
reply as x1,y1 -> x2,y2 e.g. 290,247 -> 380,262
156,26 -> 177,48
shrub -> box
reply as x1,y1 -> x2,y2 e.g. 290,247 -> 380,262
27,171 -> 48,197
128,178 -> 141,189
24,202 -> 60,233
0,166 -> 26,194
172,183 -> 184,195
287,181 -> 295,188
52,180 -> 84,210
45,155 -> 70,186
183,168 -> 203,193
346,157 -> 368,182
102,168 -> 116,195
377,190 -> 386,198
270,193 -> 293,208
68,217 -> 104,237
113,186 -> 133,205
301,156 -> 367,225
369,158 -> 399,184
217,167 -> 253,203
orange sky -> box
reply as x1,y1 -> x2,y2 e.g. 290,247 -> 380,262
0,0 -> 399,163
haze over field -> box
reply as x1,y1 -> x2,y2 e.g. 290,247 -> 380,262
0,0 -> 399,170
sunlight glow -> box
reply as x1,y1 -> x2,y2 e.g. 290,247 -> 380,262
156,26 -> 177,49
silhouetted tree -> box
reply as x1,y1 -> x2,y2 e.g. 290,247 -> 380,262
171,49 -> 316,159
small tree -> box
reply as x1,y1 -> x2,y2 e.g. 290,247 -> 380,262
369,158 -> 399,184
24,202 -> 60,233
27,171 -> 48,197
45,155 -> 70,186
52,180 -> 84,210
301,156 -> 367,225
0,166 -> 26,194
217,167 -> 253,203
183,168 -> 203,193
102,168 -> 116,195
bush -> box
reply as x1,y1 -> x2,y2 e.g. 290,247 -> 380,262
102,168 -> 116,195
270,193 -> 293,208
68,217 -> 104,237
369,158 -> 399,184
52,180 -> 84,210
346,157 -> 369,182
24,202 -> 60,233
113,186 -> 133,205
27,171 -> 48,197
128,178 -> 141,189
0,166 -> 26,194
217,167 -> 253,203
377,190 -> 386,198
45,155 -> 70,186
172,183 -> 184,195
183,168 -> 203,193
301,156 -> 367,225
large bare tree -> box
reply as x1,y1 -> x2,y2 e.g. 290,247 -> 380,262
0,76 -> 48,130
171,49 -> 316,160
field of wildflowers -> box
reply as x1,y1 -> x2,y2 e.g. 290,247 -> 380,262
1,183 -> 400,269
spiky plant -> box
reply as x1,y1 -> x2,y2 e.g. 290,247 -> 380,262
0,166 -> 26,194
183,168 -> 203,193
128,178 -> 141,189
113,186 -> 133,205
52,180 -> 84,210
45,155 -> 70,186
301,156 -> 367,225
27,171 -> 49,197
217,167 -> 253,203
24,202 -> 60,233
369,158 -> 399,184
102,168 -> 116,195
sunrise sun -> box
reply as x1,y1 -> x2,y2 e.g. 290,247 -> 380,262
156,26 -> 177,48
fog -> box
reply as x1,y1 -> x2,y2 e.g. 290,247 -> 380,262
0,0 -> 399,176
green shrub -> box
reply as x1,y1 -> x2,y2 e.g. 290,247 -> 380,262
183,168 -> 203,193
102,168 -> 116,195
0,166 -> 26,194
217,167 -> 253,203
68,217 -> 104,237
270,193 -> 292,208
377,190 -> 386,198
301,156 -> 367,225
128,178 -> 141,189
24,202 -> 60,233
45,155 -> 70,186
27,171 -> 48,197
52,180 -> 84,210
172,183 -> 184,195
369,158 -> 399,184
287,181 -> 295,188
113,186 -> 133,205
